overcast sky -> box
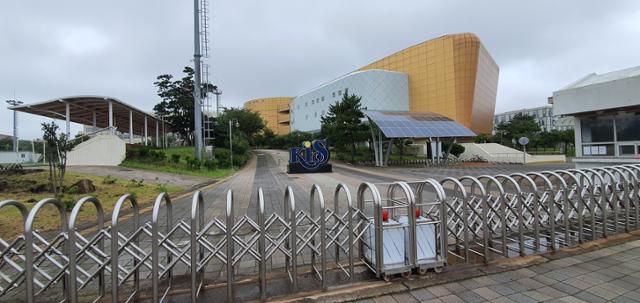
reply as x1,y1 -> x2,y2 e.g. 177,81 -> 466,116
2,1 -> 640,139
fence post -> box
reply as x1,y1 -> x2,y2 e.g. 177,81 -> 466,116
226,190 -> 234,302
190,191 -> 204,303
258,188 -> 267,300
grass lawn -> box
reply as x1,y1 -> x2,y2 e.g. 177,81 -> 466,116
121,146 -> 237,179
0,171 -> 183,239
121,160 -> 235,178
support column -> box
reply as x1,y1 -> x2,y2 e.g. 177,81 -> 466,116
378,130 -> 384,167
92,111 -> 97,128
108,101 -> 113,128
384,138 -> 393,166
161,119 -> 165,148
370,126 -> 379,166
155,120 -> 159,148
144,116 -> 148,146
65,103 -> 70,135
129,110 -> 133,144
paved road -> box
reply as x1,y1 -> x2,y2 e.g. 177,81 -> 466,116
355,239 -> 640,303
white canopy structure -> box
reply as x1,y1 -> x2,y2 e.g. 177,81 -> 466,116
8,95 -> 166,146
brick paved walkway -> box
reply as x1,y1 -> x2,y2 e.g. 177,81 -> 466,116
355,240 -> 640,303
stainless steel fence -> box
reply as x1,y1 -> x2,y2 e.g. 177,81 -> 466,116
0,164 -> 639,302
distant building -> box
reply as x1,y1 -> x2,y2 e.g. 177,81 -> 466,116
244,97 -> 293,135
493,105 -> 574,134
551,65 -> 640,168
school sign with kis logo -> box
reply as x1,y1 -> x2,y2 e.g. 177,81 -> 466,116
287,139 -> 332,173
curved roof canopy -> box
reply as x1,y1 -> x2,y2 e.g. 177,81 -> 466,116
365,110 -> 476,138
8,95 -> 163,136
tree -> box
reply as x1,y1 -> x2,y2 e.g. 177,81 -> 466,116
495,113 -> 541,145
153,66 -> 214,145
254,128 -> 276,148
392,139 -> 412,160
214,107 -> 266,147
0,138 -> 12,151
474,133 -> 491,143
320,93 -> 369,161
41,122 -> 76,194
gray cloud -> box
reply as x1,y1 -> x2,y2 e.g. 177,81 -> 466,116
1,0 -> 640,139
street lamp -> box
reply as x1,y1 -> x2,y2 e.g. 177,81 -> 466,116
229,118 -> 239,169
6,99 -> 24,152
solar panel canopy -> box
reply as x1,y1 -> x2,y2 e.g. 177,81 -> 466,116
365,110 -> 476,138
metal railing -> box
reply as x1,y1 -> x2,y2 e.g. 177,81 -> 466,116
0,164 -> 639,302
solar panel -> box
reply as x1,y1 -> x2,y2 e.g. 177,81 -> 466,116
365,110 -> 476,138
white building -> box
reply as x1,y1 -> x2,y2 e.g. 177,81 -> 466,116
551,65 -> 640,168
493,105 -> 574,134
290,69 -> 409,132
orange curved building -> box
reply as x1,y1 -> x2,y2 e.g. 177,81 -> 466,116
244,97 -> 293,135
359,33 -> 498,134
244,33 -> 499,135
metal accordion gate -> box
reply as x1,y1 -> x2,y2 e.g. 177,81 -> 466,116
0,164 -> 639,302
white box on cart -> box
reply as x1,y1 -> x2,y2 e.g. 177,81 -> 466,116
398,215 -> 437,262
363,219 -> 406,268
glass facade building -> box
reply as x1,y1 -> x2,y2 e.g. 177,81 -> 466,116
245,33 -> 499,135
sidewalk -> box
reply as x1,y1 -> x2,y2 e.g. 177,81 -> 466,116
355,239 -> 640,303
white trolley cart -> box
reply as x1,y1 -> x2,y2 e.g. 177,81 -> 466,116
358,182 -> 414,280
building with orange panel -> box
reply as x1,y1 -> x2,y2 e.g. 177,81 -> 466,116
244,97 -> 292,135
359,33 -> 498,134
245,33 -> 499,135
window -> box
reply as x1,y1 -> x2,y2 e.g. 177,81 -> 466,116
345,88 -> 349,95
332,92 -> 335,98
321,110 -> 325,115
297,105 -> 299,110
305,114 -> 308,120
582,144 -> 614,156
338,90 -> 342,95
619,145 -> 636,156
581,117 -> 614,143
312,100 -> 314,105
305,102 -> 308,107
616,115 -> 640,141
321,96 -> 324,101
314,112 -> 317,118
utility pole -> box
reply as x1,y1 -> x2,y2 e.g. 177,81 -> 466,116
193,0 -> 203,160
6,99 -> 24,152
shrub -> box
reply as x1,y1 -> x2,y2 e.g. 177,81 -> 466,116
443,142 -> 466,157
203,159 -> 216,170
102,175 -> 117,184
129,178 -> 144,187
170,154 -> 181,164
215,149 -> 231,168
157,183 -> 168,193
149,150 -> 166,162
185,157 -> 201,170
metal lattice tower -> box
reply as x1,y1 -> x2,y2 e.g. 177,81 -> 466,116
199,0 -> 215,146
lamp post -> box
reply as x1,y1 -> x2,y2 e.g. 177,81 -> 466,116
6,99 -> 24,152
229,118 -> 239,169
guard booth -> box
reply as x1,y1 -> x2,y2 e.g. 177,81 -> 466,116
364,110 -> 476,167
